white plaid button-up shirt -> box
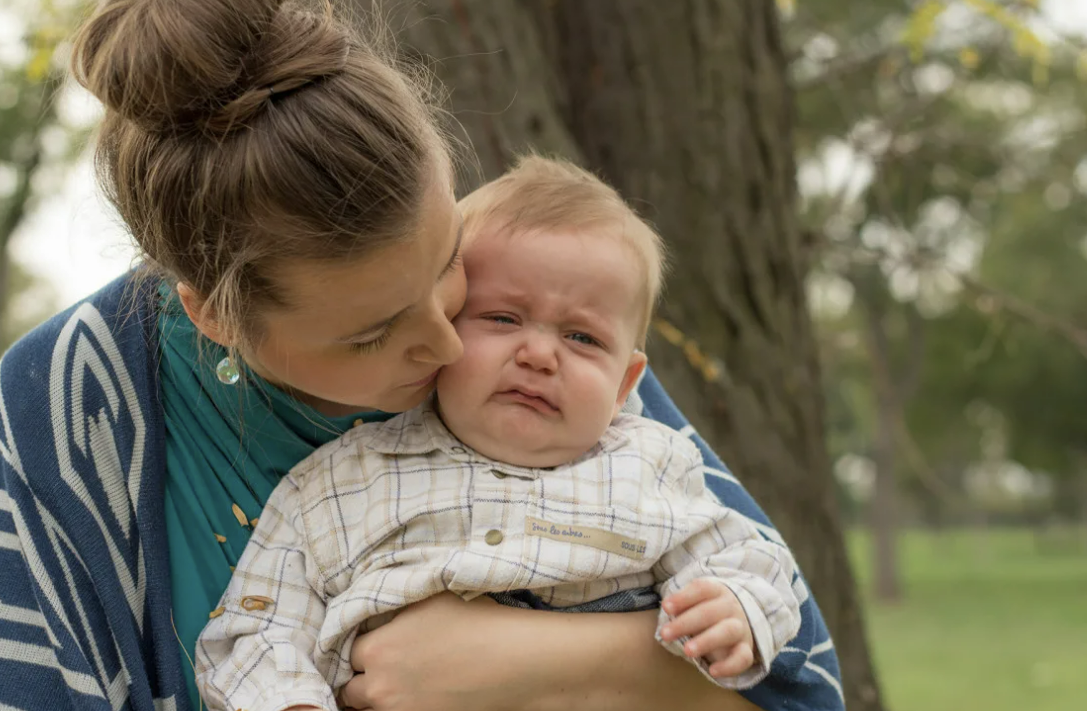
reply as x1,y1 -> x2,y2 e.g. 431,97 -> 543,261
195,402 -> 801,711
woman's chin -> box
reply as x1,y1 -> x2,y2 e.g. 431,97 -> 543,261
376,382 -> 437,414
290,377 -> 438,417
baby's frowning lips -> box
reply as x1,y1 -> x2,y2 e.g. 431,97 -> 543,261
496,387 -> 560,414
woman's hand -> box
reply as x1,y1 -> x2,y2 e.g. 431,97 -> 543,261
338,592 -> 762,711
338,593 -> 516,711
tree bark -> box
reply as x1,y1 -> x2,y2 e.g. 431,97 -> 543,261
859,296 -> 903,603
386,2 -> 884,708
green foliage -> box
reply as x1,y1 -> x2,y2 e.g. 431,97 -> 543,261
1,259 -> 58,351
791,0 -> 1087,522
0,0 -> 80,346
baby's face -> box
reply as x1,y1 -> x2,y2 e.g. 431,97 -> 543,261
436,228 -> 647,468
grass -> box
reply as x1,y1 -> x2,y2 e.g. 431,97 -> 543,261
847,527 -> 1087,711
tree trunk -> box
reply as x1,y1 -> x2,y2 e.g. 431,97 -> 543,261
389,2 -> 884,708
860,301 -> 903,603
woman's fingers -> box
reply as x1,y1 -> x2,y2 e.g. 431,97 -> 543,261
337,673 -> 373,710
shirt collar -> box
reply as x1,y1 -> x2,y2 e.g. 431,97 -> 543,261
364,396 -> 633,471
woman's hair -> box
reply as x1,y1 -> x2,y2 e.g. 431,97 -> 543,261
71,0 -> 449,345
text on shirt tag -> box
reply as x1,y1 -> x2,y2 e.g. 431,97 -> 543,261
525,516 -> 647,559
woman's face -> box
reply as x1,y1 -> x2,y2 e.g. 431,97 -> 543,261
245,176 -> 466,416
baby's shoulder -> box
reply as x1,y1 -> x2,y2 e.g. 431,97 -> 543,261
605,413 -> 703,470
289,410 -> 420,481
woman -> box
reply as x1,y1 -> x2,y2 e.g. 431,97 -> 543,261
0,1 -> 842,710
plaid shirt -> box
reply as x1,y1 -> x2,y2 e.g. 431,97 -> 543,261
195,402 -> 802,711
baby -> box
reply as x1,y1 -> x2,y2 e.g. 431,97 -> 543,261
195,156 -> 801,711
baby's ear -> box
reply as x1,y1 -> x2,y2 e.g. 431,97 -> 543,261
613,350 -> 648,418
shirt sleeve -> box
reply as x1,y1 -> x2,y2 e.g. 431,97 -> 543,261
652,445 -> 803,690
195,474 -> 336,711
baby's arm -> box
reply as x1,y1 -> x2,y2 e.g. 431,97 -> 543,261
652,447 -> 803,689
195,475 -> 335,711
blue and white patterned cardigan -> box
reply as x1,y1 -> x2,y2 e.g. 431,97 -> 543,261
0,274 -> 844,710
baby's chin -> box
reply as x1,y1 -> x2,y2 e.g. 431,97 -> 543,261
450,419 -> 601,469
468,438 -> 578,469
435,392 -> 607,467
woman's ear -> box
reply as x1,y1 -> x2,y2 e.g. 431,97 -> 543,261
176,282 -> 232,347
613,350 -> 649,418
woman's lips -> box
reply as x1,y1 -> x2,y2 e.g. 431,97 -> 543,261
407,370 -> 440,388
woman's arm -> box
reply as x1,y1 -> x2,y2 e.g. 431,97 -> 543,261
340,593 -> 761,711
0,500 -> 79,709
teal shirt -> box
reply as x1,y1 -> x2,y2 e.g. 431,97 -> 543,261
157,294 -> 391,709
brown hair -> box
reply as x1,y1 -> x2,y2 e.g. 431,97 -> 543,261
459,154 -> 667,346
71,0 -> 449,346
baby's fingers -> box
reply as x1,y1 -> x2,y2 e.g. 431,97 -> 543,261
662,579 -> 732,617
660,594 -> 733,642
684,616 -> 749,659
707,642 -> 757,679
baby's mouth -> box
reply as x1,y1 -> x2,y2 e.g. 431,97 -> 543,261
497,388 -> 559,414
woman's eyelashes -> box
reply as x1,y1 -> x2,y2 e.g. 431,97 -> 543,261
440,252 -> 463,278
347,329 -> 392,354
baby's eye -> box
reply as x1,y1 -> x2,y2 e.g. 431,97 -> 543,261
485,314 -> 518,325
568,332 -> 600,347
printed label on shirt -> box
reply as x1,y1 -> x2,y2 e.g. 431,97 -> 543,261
525,515 -> 647,559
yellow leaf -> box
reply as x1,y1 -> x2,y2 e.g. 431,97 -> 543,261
901,0 -> 948,63
231,503 -> 249,527
25,49 -> 53,82
1031,61 -> 1048,86
214,533 -> 227,543
958,48 -> 980,70
241,595 -> 274,612
683,341 -> 706,370
653,319 -> 686,347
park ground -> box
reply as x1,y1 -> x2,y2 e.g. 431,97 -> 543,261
849,528 -> 1087,711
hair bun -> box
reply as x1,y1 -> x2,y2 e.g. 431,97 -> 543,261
72,0 -> 348,134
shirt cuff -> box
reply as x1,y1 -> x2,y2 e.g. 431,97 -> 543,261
654,577 -> 774,690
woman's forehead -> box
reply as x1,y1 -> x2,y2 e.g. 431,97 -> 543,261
264,190 -> 460,335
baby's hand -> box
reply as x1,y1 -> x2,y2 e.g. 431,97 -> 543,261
660,579 -> 757,680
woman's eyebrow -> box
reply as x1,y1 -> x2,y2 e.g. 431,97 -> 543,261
337,219 -> 464,343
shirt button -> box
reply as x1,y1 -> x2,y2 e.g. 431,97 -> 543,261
484,529 -> 504,546
492,470 -> 507,479
452,446 -> 466,454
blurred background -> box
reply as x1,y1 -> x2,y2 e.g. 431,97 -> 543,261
1,1 -> 1085,710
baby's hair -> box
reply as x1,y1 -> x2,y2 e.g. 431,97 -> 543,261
459,154 -> 667,346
